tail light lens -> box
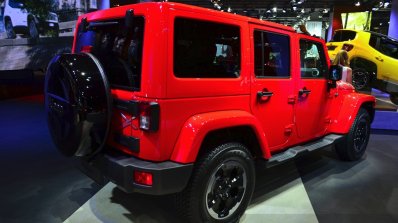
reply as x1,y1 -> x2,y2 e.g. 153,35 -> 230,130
139,102 -> 160,131
115,99 -> 160,132
342,44 -> 354,52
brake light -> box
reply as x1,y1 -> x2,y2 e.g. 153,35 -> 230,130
139,102 -> 160,131
342,44 -> 354,52
134,171 -> 153,186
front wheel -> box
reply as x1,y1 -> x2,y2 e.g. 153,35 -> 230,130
335,108 -> 371,161
390,93 -> 398,105
177,143 -> 255,223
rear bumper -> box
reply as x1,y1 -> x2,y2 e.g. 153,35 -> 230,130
79,151 -> 193,195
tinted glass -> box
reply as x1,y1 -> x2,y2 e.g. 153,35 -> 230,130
254,30 -> 290,77
174,18 -> 241,78
369,34 -> 378,48
75,17 -> 144,91
330,30 -> 357,42
300,40 -> 328,78
379,39 -> 398,59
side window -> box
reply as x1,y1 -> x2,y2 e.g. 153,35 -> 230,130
254,30 -> 290,77
299,40 -> 328,78
378,39 -> 398,60
174,18 -> 241,78
369,34 -> 378,49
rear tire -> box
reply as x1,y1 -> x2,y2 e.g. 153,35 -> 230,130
5,20 -> 16,39
335,108 -> 371,161
177,143 -> 255,223
390,93 -> 398,105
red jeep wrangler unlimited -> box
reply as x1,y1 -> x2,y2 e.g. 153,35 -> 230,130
44,2 -> 375,223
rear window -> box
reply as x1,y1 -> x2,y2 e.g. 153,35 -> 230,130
74,17 -> 144,91
174,18 -> 241,78
330,30 -> 357,42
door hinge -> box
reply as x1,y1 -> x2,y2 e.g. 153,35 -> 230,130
285,124 -> 295,135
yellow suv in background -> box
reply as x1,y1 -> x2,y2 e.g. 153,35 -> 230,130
327,29 -> 398,105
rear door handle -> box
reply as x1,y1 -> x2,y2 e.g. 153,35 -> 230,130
299,88 -> 311,96
257,89 -> 273,101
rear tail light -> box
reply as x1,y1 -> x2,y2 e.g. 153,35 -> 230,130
115,99 -> 160,132
139,102 -> 160,131
134,170 -> 153,186
342,44 -> 354,52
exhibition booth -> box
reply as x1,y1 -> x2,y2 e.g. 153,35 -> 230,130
0,1 -> 397,223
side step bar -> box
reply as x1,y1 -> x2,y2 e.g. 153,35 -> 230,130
266,134 -> 344,168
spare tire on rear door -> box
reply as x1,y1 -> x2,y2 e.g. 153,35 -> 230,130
45,53 -> 112,157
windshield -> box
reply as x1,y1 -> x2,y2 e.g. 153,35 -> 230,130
330,30 -> 357,42
75,17 -> 145,91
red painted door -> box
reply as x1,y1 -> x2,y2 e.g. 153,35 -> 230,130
295,38 -> 332,141
250,25 -> 295,151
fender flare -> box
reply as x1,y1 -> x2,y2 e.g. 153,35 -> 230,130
170,110 -> 270,163
329,93 -> 375,134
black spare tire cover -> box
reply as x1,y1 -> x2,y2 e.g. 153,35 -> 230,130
45,53 -> 112,157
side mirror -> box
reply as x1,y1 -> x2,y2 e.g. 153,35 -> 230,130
329,65 -> 343,81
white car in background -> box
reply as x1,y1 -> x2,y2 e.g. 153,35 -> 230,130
3,0 -> 59,39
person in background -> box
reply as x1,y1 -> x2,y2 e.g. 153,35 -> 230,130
332,50 -> 352,84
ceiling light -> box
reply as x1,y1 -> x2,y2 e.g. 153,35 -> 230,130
282,9 -> 286,13
323,9 -> 329,13
293,6 -> 297,11
355,1 -> 361,7
272,7 -> 277,12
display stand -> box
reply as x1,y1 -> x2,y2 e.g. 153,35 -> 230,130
64,168 -> 318,223
371,89 -> 398,131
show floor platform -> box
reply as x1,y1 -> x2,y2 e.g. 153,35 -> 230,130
0,95 -> 398,223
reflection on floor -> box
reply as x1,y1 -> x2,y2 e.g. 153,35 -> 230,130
371,89 -> 397,111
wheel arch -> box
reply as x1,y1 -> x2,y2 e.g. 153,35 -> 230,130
329,93 -> 375,134
170,110 -> 270,164
350,56 -> 377,80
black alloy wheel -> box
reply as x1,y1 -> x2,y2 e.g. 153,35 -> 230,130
352,68 -> 370,91
45,53 -> 112,157
205,160 -> 247,219
177,143 -> 255,223
335,108 -> 370,161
